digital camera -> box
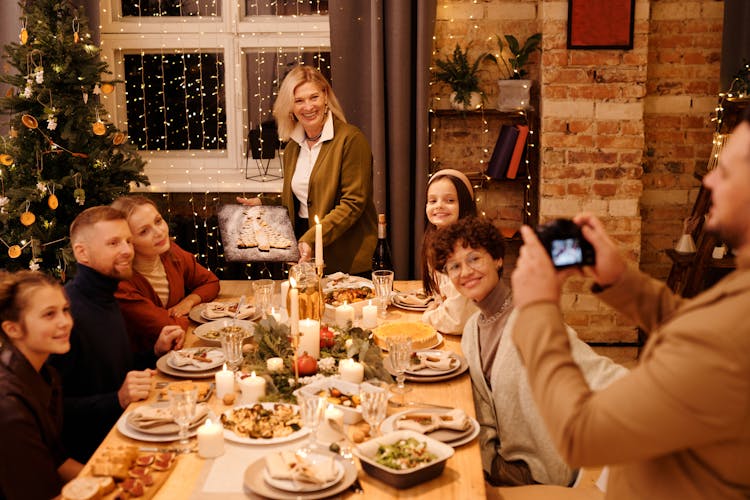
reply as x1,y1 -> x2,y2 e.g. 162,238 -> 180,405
535,219 -> 595,268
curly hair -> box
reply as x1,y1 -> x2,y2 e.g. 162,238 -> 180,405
429,216 -> 505,275
0,270 -> 63,342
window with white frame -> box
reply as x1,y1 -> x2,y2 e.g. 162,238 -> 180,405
98,0 -> 330,193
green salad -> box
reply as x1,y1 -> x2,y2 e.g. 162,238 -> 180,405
374,438 -> 437,470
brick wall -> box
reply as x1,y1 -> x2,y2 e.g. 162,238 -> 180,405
431,0 -> 723,344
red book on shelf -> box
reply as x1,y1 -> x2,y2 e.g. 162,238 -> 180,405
506,124 -> 529,179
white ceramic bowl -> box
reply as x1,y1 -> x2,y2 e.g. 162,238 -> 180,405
354,429 -> 455,489
296,378 -> 384,424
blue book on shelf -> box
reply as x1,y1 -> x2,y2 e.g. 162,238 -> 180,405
487,124 -> 519,179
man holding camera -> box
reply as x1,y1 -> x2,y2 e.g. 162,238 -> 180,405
511,105 -> 750,499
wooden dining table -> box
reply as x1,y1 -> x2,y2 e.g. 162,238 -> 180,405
80,280 -> 487,499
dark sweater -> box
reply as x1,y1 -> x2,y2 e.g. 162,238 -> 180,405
0,344 -> 66,500
50,264 -> 154,462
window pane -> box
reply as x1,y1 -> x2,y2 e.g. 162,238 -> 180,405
245,0 -> 328,16
121,0 -> 221,17
123,52 -> 227,151
245,50 -> 330,146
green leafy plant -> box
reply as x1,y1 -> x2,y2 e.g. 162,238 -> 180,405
433,43 -> 491,108
494,33 -> 542,80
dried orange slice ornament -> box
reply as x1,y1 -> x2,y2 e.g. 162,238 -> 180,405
7,245 -> 21,259
20,28 -> 28,45
0,154 -> 13,166
48,194 -> 58,210
22,114 -> 38,129
92,121 -> 106,136
112,132 -> 126,145
20,211 -> 35,226
101,83 -> 115,94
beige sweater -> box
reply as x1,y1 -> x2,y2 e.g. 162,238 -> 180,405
463,305 -> 627,485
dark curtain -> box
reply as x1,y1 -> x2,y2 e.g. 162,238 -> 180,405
329,0 -> 436,279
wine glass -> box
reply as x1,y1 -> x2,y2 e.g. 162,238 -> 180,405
387,337 -> 412,404
359,386 -> 388,437
169,385 -> 198,452
253,279 -> 274,318
372,270 -> 394,318
299,394 -> 326,452
220,327 -> 246,372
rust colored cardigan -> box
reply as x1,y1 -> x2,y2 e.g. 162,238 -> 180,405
115,242 -> 219,352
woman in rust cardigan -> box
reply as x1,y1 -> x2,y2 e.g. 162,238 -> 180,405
112,196 -> 220,352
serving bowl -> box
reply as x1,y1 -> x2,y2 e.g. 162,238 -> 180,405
295,378 -> 383,424
354,429 -> 454,489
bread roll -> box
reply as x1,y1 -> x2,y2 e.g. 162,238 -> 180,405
61,477 -> 102,500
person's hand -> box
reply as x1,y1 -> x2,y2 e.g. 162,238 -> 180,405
168,294 -> 200,318
573,213 -> 627,287
154,325 -> 185,356
236,196 -> 261,206
512,226 -> 577,309
117,369 -> 155,408
298,241 -> 313,263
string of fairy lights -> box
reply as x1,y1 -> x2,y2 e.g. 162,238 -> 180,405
114,1 -> 328,277
708,63 -> 749,173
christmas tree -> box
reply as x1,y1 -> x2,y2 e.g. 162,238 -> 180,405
0,0 -> 148,278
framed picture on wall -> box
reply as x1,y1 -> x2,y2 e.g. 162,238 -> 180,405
567,0 -> 635,50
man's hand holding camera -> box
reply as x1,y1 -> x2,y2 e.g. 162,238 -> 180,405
512,213 -> 627,310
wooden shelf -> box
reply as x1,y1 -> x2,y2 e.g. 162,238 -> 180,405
429,108 -> 532,118
665,249 -> 735,269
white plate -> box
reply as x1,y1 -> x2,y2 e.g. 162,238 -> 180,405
125,403 -> 209,435
189,303 -> 261,324
155,354 -> 220,379
262,453 -> 345,492
222,403 -> 310,445
380,409 -> 480,448
405,350 -> 461,376
391,292 -> 433,311
166,347 -> 225,372
193,319 -> 256,344
244,454 -> 357,500
116,409 -> 199,442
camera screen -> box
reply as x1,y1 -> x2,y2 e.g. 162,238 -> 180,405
551,238 -> 583,267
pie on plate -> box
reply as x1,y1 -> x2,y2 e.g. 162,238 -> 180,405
372,321 -> 439,350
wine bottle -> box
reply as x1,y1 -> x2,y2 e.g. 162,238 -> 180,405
372,213 -> 393,271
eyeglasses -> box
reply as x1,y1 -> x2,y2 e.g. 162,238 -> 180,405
443,251 -> 491,278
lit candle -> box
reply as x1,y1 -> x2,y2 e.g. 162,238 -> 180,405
266,357 -> 284,373
215,364 -> 234,400
339,358 -> 364,384
289,279 -> 299,337
317,403 -> 345,443
314,215 -> 323,270
335,301 -> 354,327
270,307 -> 281,323
197,419 -> 224,458
298,318 -> 321,359
239,371 -> 266,404
362,299 -> 378,329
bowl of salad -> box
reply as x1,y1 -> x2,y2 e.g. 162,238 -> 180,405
354,430 -> 454,488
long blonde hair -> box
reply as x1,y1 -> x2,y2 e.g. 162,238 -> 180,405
273,65 -> 347,141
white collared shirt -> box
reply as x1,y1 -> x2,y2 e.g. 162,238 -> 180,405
290,112 -> 334,218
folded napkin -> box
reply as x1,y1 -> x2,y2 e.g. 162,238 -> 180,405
409,351 -> 457,372
395,409 -> 471,434
202,302 -> 255,320
170,349 -> 219,368
128,403 -> 209,434
265,451 -> 338,485
397,292 -> 433,307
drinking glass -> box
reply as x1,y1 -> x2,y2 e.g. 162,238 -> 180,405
299,394 -> 326,452
387,337 -> 412,403
359,386 -> 388,437
372,270 -> 394,318
220,327 -> 246,372
253,279 -> 274,318
169,385 -> 198,451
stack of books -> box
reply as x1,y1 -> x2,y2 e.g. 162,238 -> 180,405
486,123 -> 529,180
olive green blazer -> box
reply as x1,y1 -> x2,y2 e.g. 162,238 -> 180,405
281,118 -> 377,275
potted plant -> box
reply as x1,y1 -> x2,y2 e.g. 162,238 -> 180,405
493,33 -> 541,110
433,43 -> 491,110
